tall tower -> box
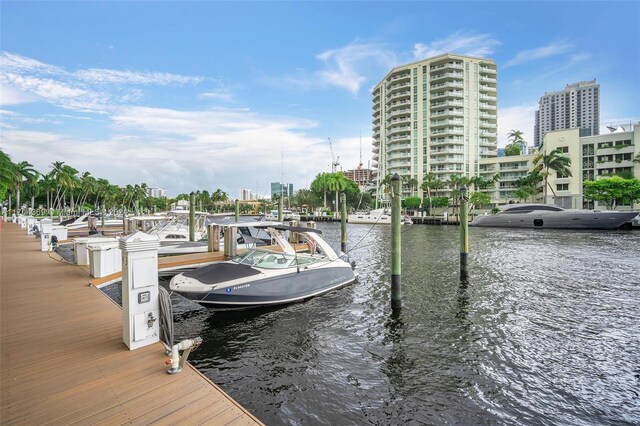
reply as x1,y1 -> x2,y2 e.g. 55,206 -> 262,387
372,53 -> 498,200
533,79 -> 600,147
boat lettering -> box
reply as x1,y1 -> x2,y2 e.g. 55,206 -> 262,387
233,284 -> 251,290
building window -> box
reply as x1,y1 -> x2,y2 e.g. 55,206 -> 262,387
557,146 -> 569,153
556,183 -> 569,191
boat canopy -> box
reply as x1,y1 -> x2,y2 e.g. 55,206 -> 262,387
254,224 -> 322,234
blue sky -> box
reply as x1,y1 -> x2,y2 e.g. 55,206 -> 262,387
1,1 -> 639,197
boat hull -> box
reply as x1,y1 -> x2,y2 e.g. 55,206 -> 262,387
173,266 -> 357,310
471,210 -> 638,230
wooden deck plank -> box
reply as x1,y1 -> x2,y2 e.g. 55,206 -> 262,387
1,223 -> 263,425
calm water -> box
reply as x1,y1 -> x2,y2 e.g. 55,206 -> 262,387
104,224 -> 640,425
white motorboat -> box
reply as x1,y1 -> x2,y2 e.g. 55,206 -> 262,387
157,221 -> 280,256
348,208 -> 412,225
169,224 -> 357,310
470,204 -> 638,230
264,209 -> 301,221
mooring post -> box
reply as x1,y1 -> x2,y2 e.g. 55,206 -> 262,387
340,192 -> 347,253
189,192 -> 195,242
223,226 -> 237,259
207,223 -> 220,252
459,186 -> 469,279
278,196 -> 283,222
235,199 -> 240,223
391,173 -> 402,310
101,206 -> 105,228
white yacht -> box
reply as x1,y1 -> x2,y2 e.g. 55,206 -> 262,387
264,209 -> 301,221
348,208 -> 412,225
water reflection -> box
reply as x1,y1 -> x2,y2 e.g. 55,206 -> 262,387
100,224 -> 640,425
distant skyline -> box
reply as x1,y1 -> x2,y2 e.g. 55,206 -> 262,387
1,1 -> 639,196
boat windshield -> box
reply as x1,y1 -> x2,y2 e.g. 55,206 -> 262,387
233,249 -> 297,269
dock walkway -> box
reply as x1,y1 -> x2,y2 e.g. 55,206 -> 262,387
0,223 -> 263,425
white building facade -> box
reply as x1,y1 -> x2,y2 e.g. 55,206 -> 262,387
372,53 -> 498,200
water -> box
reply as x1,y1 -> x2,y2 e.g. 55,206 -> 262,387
103,224 -> 640,425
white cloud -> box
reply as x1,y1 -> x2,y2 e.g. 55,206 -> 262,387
0,51 -> 205,113
504,41 -> 573,68
315,43 -> 398,94
199,89 -> 234,102
75,68 -> 203,85
497,103 -> 538,148
413,32 -> 501,60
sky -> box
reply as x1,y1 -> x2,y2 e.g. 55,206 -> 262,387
1,1 -> 639,198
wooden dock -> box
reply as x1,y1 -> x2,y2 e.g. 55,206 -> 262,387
0,223 -> 263,425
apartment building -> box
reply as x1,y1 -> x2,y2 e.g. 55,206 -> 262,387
372,53 -> 498,200
479,122 -> 639,209
534,80 -> 600,147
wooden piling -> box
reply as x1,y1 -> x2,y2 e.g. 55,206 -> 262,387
208,223 -> 220,252
278,196 -> 283,222
391,173 -> 402,310
340,192 -> 347,253
459,186 -> 469,279
189,192 -> 195,242
235,199 -> 240,223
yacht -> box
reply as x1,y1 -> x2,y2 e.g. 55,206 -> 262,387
264,209 -> 301,221
348,208 -> 413,225
470,204 -> 638,230
169,224 -> 357,310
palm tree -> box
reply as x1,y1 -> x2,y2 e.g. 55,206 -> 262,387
310,173 -> 331,208
507,129 -> 524,145
326,172 -> 348,212
0,149 -> 16,205
407,177 -> 418,196
40,173 -> 57,211
13,161 -> 38,213
533,148 -> 572,203
634,153 -> 640,164
421,172 -> 444,214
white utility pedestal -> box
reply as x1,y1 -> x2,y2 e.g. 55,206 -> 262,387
87,241 -> 122,278
26,217 -> 37,235
50,226 -> 68,243
120,231 -> 161,350
75,237 -> 117,266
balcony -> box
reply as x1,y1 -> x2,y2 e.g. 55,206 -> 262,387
387,117 -> 411,127
386,89 -> 411,102
431,100 -> 464,108
480,113 -> 497,119
431,119 -> 464,127
479,65 -> 497,74
387,99 -> 411,111
430,61 -> 464,72
430,72 -> 464,81
388,125 -> 411,136
387,143 -> 411,154
431,137 -> 464,145
431,148 -> 464,154
480,94 -> 497,102
387,151 -> 411,160
387,72 -> 411,83
431,127 -> 464,136
387,107 -> 411,120
431,90 -> 464,100
479,102 -> 497,110
480,84 -> 497,93
431,81 -> 464,90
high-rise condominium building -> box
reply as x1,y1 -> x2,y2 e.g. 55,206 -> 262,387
533,79 -> 600,147
372,53 -> 498,199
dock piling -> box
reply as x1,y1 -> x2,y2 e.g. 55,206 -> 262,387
459,186 -> 469,279
207,224 -> 220,252
235,199 -> 240,223
340,192 -> 347,253
391,173 -> 402,310
278,196 -> 283,222
189,192 -> 195,242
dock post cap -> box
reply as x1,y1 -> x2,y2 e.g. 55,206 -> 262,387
391,173 -> 401,181
119,231 -> 160,252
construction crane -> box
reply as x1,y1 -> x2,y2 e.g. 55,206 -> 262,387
328,137 -> 340,173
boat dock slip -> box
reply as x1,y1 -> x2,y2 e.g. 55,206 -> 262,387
0,224 -> 263,425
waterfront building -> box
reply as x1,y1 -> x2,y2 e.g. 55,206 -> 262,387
270,182 -> 293,200
342,164 -> 373,187
147,187 -> 166,198
372,53 -> 498,201
239,189 -> 256,201
542,122 -> 639,210
534,80 -> 600,147
480,153 -> 536,204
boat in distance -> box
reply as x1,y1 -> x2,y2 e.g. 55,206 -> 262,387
169,224 -> 357,310
348,208 -> 413,225
470,203 -> 639,230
